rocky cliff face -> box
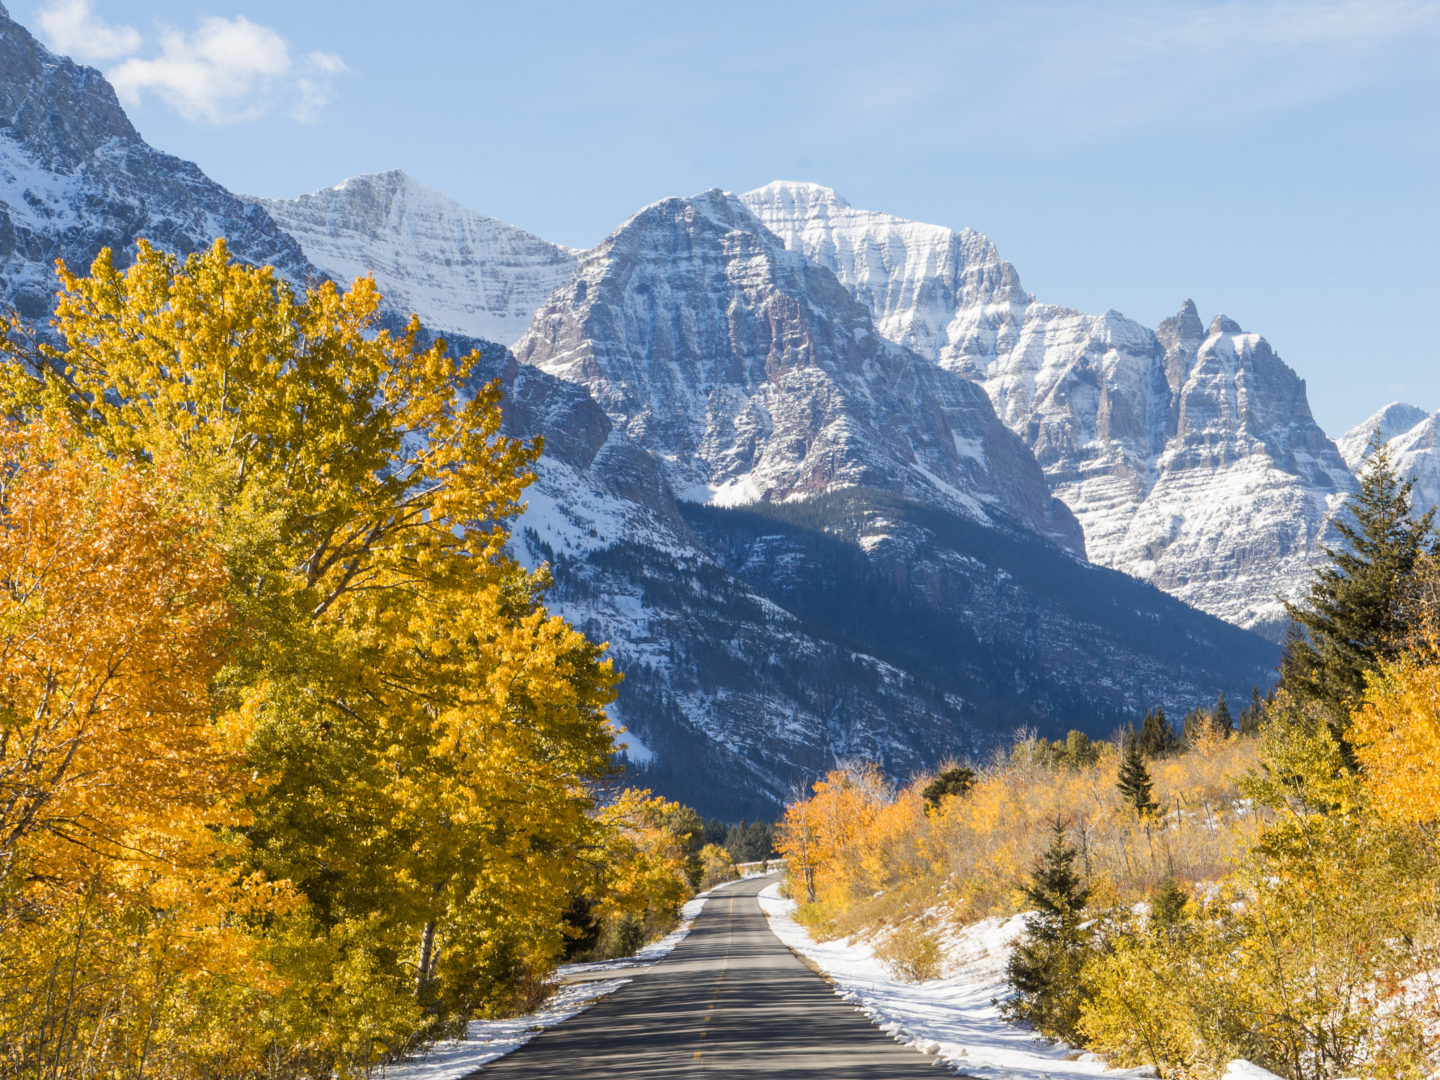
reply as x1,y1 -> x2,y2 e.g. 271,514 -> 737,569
743,181 -> 1357,635
513,189 -> 1083,553
0,5 -> 310,315
253,171 -> 579,345
1341,403 -> 1440,517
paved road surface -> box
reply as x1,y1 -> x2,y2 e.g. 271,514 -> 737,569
470,875 -> 949,1077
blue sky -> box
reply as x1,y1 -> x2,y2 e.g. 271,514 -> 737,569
14,0 -> 1439,435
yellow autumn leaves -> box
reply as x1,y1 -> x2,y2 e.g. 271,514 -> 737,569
0,240 -> 691,1079
1351,557 -> 1440,825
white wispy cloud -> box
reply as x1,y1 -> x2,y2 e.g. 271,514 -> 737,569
35,1 -> 346,125
37,0 -> 140,62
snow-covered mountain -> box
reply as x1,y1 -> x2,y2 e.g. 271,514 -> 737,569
497,188 -> 1275,811
1341,403 -> 1440,516
514,189 -> 1082,553
250,178 -> 1282,814
742,181 -> 1357,636
0,3 -> 311,315
253,171 -> 578,345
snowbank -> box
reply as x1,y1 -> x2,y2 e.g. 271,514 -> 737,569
382,883 -> 738,1079
1223,1062 -> 1284,1080
757,882 -> 1154,1079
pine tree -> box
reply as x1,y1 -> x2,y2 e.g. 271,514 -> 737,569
1149,877 -> 1190,930
1281,435 -> 1435,745
1117,736 -> 1160,820
1137,706 -> 1178,758
1239,685 -> 1266,735
1003,818 -> 1091,1041
1210,691 -> 1234,737
921,765 -> 977,810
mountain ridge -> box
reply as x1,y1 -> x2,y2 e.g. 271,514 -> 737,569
742,180 -> 1358,636
252,170 -> 579,345
0,5 -> 312,316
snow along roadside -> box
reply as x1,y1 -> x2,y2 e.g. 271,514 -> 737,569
382,880 -> 743,1079
756,882 -> 1154,1080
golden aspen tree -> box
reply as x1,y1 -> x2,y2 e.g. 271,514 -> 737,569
0,415 -> 272,1078
0,239 -> 622,1067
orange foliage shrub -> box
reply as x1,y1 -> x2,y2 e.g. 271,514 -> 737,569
0,416 -> 236,890
780,737 -> 1261,941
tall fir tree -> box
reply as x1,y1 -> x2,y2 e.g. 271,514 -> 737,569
1239,685 -> 1266,735
1281,435 -> 1435,744
1003,818 -> 1091,1041
1117,736 -> 1160,820
1211,691 -> 1234,737
1137,705 -> 1178,758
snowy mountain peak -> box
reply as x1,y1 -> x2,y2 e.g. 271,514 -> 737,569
1208,313 -> 1245,337
254,171 -> 579,345
739,181 -> 1031,374
746,190 -> 1357,635
1158,299 -> 1206,348
515,187 -> 1083,550
1337,404 -> 1440,525
1337,401 -> 1433,470
0,6 -> 310,317
744,179 -> 854,216
0,7 -> 137,174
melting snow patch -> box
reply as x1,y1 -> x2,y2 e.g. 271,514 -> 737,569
757,883 -> 1153,1079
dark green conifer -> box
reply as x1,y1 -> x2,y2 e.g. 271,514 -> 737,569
1211,691 -> 1233,737
1003,818 -> 1091,1041
921,765 -> 977,810
1137,706 -> 1178,758
1281,436 -> 1434,749
1117,735 -> 1160,820
1149,877 -> 1189,930
1238,685 -> 1266,735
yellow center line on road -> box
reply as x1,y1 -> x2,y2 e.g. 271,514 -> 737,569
692,891 -> 736,1068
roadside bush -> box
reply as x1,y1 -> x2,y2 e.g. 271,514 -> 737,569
875,921 -> 943,983
699,843 -> 738,888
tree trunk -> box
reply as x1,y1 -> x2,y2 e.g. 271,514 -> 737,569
416,919 -> 437,996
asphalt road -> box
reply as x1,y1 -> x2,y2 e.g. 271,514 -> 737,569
469,875 -> 949,1077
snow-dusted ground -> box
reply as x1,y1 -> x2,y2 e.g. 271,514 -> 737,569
382,885 -> 735,1079
757,882 -> 1153,1079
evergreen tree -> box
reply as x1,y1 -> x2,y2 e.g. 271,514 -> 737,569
1117,736 -> 1160,820
1149,877 -> 1190,930
921,765 -> 977,810
1063,729 -> 1101,768
1281,436 -> 1434,745
1003,818 -> 1091,1041
1210,691 -> 1234,737
1239,685 -> 1266,735
1137,706 -> 1178,758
